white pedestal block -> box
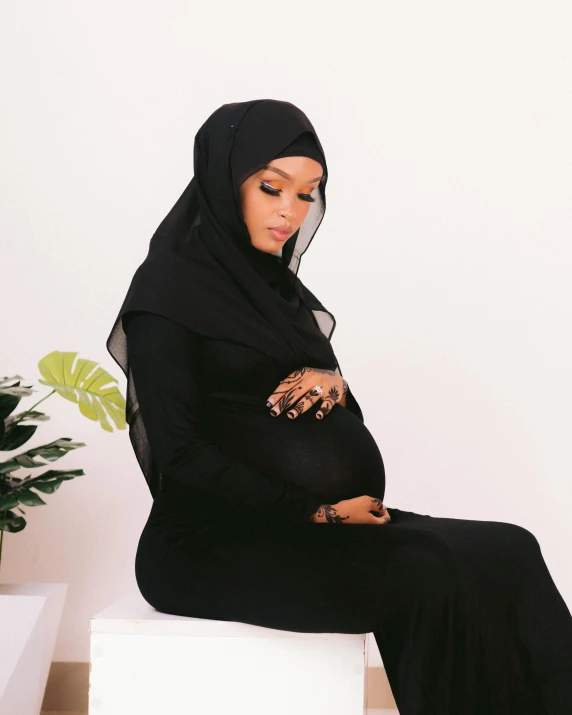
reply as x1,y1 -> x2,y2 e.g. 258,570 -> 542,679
90,592 -> 368,715
0,582 -> 68,715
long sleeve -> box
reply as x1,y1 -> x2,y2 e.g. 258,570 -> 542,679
124,310 -> 324,524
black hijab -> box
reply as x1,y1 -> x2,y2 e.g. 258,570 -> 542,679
107,98 -> 353,498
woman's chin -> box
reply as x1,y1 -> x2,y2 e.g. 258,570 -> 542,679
252,236 -> 282,254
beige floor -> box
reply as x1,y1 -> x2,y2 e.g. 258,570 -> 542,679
41,711 -> 400,714
40,660 -> 398,713
41,712 -> 400,715
40,662 -> 399,714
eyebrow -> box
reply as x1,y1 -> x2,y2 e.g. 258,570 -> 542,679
264,164 -> 323,183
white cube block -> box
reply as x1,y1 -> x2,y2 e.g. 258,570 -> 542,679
89,592 -> 368,715
0,582 -> 67,715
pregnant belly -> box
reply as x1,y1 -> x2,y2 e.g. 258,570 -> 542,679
210,399 -> 386,505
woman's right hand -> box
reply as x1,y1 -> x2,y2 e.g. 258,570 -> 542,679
309,495 -> 391,525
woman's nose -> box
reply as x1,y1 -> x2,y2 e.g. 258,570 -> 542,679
278,199 -> 295,219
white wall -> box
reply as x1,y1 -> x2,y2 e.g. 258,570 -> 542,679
1,0 -> 570,664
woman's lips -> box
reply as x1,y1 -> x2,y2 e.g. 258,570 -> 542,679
268,227 -> 292,241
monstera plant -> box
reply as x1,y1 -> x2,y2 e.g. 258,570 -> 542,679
0,350 -> 126,571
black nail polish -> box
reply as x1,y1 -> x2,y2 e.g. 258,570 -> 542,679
270,409 -> 277,416
266,401 -> 273,408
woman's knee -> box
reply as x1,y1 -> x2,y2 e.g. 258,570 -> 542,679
497,521 -> 540,549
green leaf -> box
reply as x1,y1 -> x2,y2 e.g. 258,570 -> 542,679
30,477 -> 66,493
0,458 -> 20,475
0,424 -> 37,452
22,468 -> 84,492
0,493 -> 19,510
0,378 -> 38,451
0,510 -> 27,533
9,438 -> 86,469
37,351 -> 127,432
0,377 -> 35,404
0,375 -> 27,387
0,391 -> 21,422
15,488 -> 47,506
5,410 -> 50,426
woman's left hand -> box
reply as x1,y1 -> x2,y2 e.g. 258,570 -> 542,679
266,367 -> 348,420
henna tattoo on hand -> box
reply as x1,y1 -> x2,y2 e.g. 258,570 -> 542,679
270,387 -> 301,415
289,366 -> 337,379
369,498 -> 390,521
268,366 -> 348,418
313,498 -> 390,524
372,497 -> 384,510
315,504 -> 350,524
328,385 -> 340,402
308,367 -> 337,376
316,385 -> 342,419
288,400 -> 306,418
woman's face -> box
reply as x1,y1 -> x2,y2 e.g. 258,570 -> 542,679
238,156 -> 324,253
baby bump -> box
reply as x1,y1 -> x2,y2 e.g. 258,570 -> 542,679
210,400 -> 386,504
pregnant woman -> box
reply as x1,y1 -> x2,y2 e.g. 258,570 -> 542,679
106,99 -> 572,714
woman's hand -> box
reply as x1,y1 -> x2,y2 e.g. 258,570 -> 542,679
266,366 -> 348,420
309,496 -> 391,525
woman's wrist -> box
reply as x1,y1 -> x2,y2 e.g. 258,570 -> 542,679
338,377 -> 349,407
308,503 -> 325,522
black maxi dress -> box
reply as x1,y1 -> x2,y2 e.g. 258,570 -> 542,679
124,308 -> 572,715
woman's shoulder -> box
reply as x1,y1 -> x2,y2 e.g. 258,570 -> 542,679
122,310 -> 202,350
123,309 -> 189,331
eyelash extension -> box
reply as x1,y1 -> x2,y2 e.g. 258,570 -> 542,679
259,181 -> 316,203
